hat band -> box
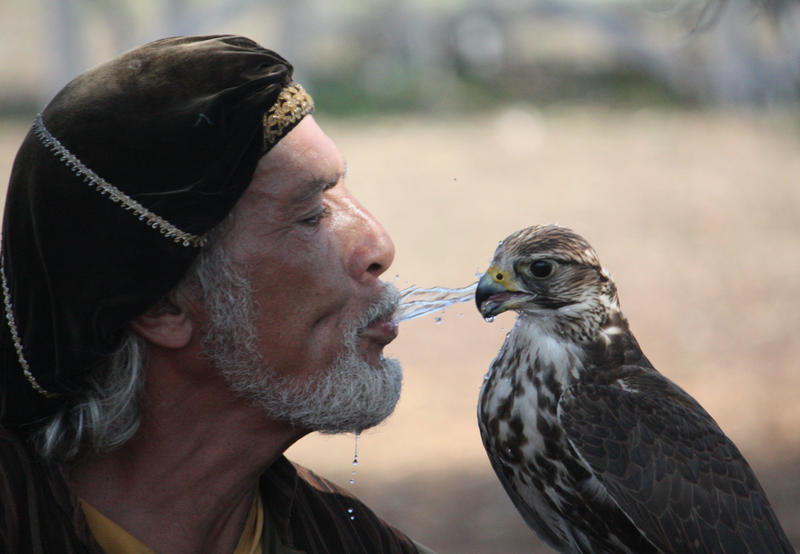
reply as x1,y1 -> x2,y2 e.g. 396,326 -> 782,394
0,256 -> 60,398
32,115 -> 209,248
263,82 -> 315,151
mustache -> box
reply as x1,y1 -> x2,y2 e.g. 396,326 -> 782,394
357,282 -> 401,332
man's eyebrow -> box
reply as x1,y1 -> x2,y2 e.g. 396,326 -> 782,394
290,161 -> 348,205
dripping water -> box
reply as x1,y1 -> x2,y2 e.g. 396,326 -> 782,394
346,432 -> 360,521
349,431 -> 360,485
394,283 -> 477,323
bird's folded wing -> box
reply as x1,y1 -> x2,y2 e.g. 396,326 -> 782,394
559,368 -> 793,554
483,448 -> 568,550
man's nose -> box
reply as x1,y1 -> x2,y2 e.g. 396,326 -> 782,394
343,195 -> 395,282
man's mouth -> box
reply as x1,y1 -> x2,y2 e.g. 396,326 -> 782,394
356,284 -> 401,346
359,316 -> 399,346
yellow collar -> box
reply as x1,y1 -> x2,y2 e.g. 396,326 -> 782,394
79,494 -> 264,554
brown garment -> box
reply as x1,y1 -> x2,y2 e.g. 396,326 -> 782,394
0,430 -> 419,553
262,457 -> 420,554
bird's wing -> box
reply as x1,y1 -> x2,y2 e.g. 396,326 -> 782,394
559,367 -> 794,554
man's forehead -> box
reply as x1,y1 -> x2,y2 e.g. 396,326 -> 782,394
251,116 -> 345,192
246,117 -> 345,205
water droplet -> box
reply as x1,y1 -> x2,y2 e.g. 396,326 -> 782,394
434,316 -> 442,324
347,508 -> 354,513
485,316 -> 496,323
352,431 -> 360,466
349,478 -> 355,485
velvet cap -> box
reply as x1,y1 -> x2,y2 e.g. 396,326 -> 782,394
0,35 -> 314,426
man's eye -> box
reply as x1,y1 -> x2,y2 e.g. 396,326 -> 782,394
300,207 -> 329,226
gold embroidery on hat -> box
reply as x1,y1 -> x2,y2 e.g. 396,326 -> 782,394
263,82 -> 315,151
32,115 -> 208,248
0,256 -> 60,398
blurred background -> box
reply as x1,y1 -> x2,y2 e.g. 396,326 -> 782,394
1,0 -> 799,552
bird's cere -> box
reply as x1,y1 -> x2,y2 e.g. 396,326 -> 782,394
475,266 -> 535,319
475,275 -> 533,319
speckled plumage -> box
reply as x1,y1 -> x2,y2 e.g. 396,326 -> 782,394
475,225 -> 793,554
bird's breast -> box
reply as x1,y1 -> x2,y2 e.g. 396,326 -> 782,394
478,321 -> 600,547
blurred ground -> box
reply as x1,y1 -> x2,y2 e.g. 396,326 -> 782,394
2,107 -> 799,552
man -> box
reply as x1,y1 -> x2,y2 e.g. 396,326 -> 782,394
0,35 -> 432,553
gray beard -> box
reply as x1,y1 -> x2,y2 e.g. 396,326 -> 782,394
199,258 -> 402,433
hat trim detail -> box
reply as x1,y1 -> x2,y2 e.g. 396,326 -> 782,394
32,115 -> 209,248
0,256 -> 60,398
263,82 -> 315,151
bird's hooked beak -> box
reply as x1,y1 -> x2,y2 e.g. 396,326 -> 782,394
475,265 -> 534,319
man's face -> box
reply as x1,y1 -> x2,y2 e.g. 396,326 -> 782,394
201,116 -> 402,432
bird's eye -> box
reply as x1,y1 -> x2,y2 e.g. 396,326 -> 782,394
530,260 -> 555,279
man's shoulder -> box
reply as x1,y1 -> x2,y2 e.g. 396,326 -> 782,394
260,456 -> 430,554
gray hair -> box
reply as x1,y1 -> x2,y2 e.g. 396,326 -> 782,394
34,222 -> 233,462
33,332 -> 147,461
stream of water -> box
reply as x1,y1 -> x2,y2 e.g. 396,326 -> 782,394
394,282 -> 477,323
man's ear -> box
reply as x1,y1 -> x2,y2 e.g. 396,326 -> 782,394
130,298 -> 194,349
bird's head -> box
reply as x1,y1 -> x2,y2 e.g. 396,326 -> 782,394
476,225 -> 619,338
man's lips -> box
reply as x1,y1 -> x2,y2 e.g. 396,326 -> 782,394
359,316 -> 399,346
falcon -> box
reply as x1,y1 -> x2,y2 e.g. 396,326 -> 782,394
475,224 -> 793,553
